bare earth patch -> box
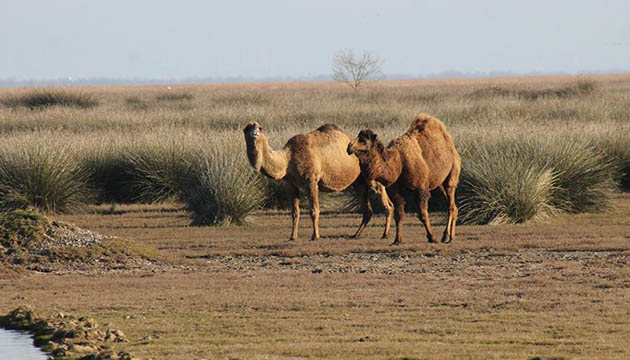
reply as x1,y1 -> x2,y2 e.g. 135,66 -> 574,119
1,195 -> 629,359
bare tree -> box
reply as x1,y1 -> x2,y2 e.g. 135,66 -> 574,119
332,49 -> 385,91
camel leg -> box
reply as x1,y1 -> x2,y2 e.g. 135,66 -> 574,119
389,188 -> 406,246
289,185 -> 300,241
308,181 -> 320,241
441,184 -> 458,244
418,190 -> 436,243
377,183 -> 394,239
351,181 -> 372,239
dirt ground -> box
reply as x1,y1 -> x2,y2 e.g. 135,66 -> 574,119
1,194 -> 630,359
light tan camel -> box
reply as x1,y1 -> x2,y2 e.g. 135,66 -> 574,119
243,121 -> 393,241
347,113 -> 461,245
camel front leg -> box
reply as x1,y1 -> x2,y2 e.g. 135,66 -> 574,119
308,181 -> 320,241
377,183 -> 394,239
289,185 -> 300,241
418,190 -> 436,243
351,181 -> 372,239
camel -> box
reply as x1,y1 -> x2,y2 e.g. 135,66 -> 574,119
243,121 -> 393,241
347,113 -> 461,245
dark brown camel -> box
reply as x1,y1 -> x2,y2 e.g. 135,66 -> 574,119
347,113 -> 461,245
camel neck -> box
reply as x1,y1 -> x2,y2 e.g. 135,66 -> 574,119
361,146 -> 402,187
248,135 -> 289,180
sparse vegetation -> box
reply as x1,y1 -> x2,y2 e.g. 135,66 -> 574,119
458,138 -> 620,224
467,78 -> 597,101
124,141 -> 199,203
0,144 -> 93,213
0,76 -> 627,226
458,143 -> 557,225
184,146 -> 267,226
1,89 -> 98,109
156,92 -> 193,102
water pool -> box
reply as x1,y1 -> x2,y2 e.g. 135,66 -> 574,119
0,328 -> 48,360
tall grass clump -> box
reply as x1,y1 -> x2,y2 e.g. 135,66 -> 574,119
80,142 -> 137,203
458,143 -> 558,225
0,145 -> 92,213
540,140 -> 619,212
1,89 -> 98,109
156,92 -> 194,102
125,96 -> 151,111
466,78 -> 597,101
595,133 -> 630,191
458,137 -> 620,225
124,142 -> 199,203
184,145 -> 267,226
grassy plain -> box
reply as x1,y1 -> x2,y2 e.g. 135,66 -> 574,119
1,195 -> 629,359
0,75 -> 630,359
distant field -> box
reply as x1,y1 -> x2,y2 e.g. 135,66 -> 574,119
1,75 -> 630,359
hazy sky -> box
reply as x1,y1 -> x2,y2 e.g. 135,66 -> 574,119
2,1 -> 629,81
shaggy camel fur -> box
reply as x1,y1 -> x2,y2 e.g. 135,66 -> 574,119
243,121 -> 393,241
347,114 -> 461,245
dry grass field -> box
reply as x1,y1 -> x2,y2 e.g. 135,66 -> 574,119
1,195 -> 629,359
1,75 -> 630,359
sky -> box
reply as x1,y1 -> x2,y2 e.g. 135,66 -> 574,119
1,1 -> 630,82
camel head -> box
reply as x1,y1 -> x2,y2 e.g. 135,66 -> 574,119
347,129 -> 378,156
243,121 -> 263,141
243,121 -> 265,171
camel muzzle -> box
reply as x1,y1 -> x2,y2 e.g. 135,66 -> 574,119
347,143 -> 355,155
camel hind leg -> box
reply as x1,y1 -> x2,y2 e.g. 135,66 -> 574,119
440,164 -> 460,243
418,189 -> 436,243
307,180 -> 320,241
350,181 -> 373,239
289,185 -> 300,241
441,182 -> 458,244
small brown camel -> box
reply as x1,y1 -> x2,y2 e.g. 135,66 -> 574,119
347,113 -> 461,245
243,121 -> 393,241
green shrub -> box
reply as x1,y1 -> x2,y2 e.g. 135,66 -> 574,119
260,176 -> 294,209
458,138 -> 619,225
2,90 -> 98,109
541,140 -> 619,212
459,143 -> 557,224
81,144 -> 136,203
124,143 -> 198,203
184,149 -> 267,226
596,134 -> 630,191
0,145 -> 93,213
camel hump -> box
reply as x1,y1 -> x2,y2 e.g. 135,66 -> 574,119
407,113 -> 441,134
316,124 -> 341,133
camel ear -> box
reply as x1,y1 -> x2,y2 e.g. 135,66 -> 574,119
369,132 -> 377,142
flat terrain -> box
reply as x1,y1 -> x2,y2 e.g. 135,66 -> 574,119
1,194 -> 629,359
0,75 -> 629,359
